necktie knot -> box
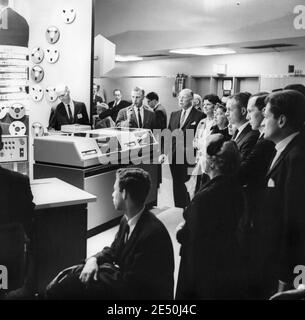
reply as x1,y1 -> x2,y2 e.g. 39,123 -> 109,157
232,128 -> 239,140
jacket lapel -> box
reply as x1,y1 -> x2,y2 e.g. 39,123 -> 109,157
59,103 -> 70,122
235,123 -> 251,145
120,212 -> 146,260
266,135 -> 299,179
181,107 -> 196,130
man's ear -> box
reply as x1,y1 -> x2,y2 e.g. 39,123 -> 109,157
241,107 -> 247,116
278,114 -> 287,128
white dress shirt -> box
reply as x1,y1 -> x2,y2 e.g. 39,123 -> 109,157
64,100 -> 75,119
269,132 -> 300,170
133,105 -> 144,127
234,121 -> 249,141
180,106 -> 193,128
124,206 -> 145,240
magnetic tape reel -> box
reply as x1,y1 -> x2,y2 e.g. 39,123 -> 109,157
9,121 -> 27,136
9,103 -> 26,120
0,105 -> 8,119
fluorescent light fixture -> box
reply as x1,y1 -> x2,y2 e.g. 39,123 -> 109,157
115,55 -> 143,62
170,47 -> 236,56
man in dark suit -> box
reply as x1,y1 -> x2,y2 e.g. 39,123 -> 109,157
92,83 -> 105,116
237,93 -> 276,299
99,89 -> 130,122
226,92 -> 259,161
146,92 -> 167,130
258,90 -> 305,297
0,125 -> 36,298
48,84 -> 90,131
0,0 -> 29,47
167,88 -> 204,208
116,87 -> 155,129
46,168 -> 174,299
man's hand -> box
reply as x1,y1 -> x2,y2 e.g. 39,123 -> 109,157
79,257 -> 99,285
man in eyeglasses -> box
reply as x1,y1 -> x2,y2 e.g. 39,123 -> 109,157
48,84 -> 90,131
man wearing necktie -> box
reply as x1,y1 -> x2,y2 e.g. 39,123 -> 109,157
256,90 -> 305,298
99,89 -> 130,123
48,84 -> 90,131
226,92 -> 259,161
116,87 -> 155,129
166,89 -> 204,208
46,168 -> 174,300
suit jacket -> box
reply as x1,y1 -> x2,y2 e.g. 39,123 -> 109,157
48,101 -> 90,131
168,107 -> 204,165
99,100 -> 131,122
0,167 -> 35,237
234,123 -> 259,161
93,210 -> 174,300
116,105 -> 156,130
239,136 -> 276,188
0,7 -> 29,47
153,103 -> 167,130
176,175 -> 244,299
260,132 -> 305,284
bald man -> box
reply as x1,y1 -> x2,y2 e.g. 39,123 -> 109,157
48,85 -> 90,131
167,89 -> 204,208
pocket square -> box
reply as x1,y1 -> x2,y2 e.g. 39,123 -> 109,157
191,121 -> 197,125
268,178 -> 275,187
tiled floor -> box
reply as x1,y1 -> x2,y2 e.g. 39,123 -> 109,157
87,164 -> 184,294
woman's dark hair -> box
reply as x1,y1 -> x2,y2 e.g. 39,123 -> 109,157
203,94 -> 221,105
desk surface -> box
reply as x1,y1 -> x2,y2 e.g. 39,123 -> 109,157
31,178 -> 97,210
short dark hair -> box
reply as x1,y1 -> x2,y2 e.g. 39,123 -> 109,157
228,92 -> 251,111
203,94 -> 221,105
265,90 -> 305,130
251,94 -> 268,111
146,92 -> 159,101
284,84 -> 305,97
116,168 -> 151,205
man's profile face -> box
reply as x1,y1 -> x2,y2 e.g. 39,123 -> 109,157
112,178 -> 124,210
114,90 -> 122,102
178,89 -> 193,110
131,90 -> 144,107
246,97 -> 264,131
226,98 -> 242,126
262,103 -> 280,142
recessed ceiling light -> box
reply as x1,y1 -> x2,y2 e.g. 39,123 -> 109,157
115,55 -> 143,62
170,47 -> 236,56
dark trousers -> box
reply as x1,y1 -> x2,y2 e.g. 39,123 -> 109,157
45,264 -> 122,300
169,164 -> 190,209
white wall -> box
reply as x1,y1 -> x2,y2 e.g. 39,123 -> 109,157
97,49 -> 305,116
15,0 -> 92,129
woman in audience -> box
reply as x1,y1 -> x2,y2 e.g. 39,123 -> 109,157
176,134 -> 245,300
192,93 -> 203,111
211,103 -> 232,140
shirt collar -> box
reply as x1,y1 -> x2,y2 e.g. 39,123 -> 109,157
275,132 -> 299,153
125,206 -> 145,231
237,121 -> 249,134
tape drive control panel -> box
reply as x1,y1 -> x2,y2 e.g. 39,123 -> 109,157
0,135 -> 28,162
